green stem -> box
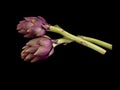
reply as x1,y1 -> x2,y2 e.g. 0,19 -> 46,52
53,36 -> 112,50
49,26 -> 106,55
78,35 -> 112,50
53,25 -> 112,50
53,38 -> 72,47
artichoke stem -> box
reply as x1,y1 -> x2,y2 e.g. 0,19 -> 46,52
49,26 -> 106,55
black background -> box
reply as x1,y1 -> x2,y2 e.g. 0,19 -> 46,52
1,1 -> 118,88
9,1 -> 118,74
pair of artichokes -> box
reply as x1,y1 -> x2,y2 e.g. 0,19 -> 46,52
17,16 -> 56,63
17,16 -> 112,63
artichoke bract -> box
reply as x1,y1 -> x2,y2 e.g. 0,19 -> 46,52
17,16 -> 50,38
21,35 -> 54,63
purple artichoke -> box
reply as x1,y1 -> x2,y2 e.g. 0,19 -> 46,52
21,35 -> 54,63
17,16 -> 50,38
